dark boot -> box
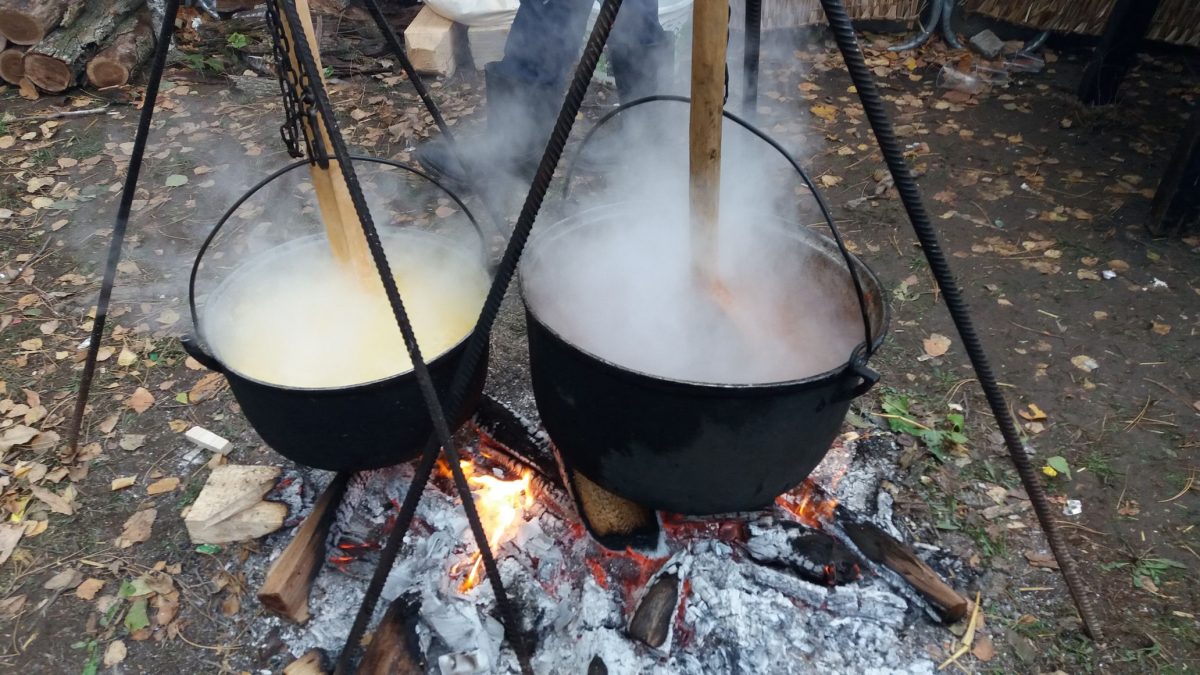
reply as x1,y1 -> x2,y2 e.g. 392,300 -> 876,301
415,62 -> 560,191
574,33 -> 676,173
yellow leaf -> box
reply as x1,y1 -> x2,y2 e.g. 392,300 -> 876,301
1019,403 -> 1047,421
146,477 -> 179,495
809,104 -> 838,122
111,476 -> 136,491
1042,465 -> 1058,477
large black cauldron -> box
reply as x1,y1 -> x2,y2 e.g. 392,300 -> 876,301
182,157 -> 489,471
521,204 -> 887,514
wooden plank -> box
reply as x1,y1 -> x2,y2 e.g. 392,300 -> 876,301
842,519 -> 970,622
403,6 -> 457,77
183,464 -> 284,544
272,0 -> 375,281
257,472 -> 349,624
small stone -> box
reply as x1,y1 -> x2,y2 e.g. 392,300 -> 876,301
969,30 -> 1005,59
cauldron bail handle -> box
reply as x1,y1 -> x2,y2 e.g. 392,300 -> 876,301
185,155 -> 487,348
844,342 -> 880,400
561,95 -> 875,354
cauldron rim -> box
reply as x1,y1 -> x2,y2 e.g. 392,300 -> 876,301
518,202 -> 888,391
194,230 -> 488,394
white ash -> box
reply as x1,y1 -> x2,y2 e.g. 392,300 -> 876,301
250,433 -> 941,673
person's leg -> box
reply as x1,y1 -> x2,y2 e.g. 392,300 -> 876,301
415,0 -> 593,188
608,0 -> 671,101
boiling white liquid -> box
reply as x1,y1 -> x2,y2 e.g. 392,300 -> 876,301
524,216 -> 867,384
204,235 -> 488,388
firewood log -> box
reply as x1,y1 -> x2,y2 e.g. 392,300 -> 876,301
0,0 -> 80,45
23,0 -> 141,92
86,11 -> 153,88
0,44 -> 23,84
1,32 -> 6,51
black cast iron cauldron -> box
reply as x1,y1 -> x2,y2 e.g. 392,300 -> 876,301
181,157 -> 489,472
520,203 -> 888,514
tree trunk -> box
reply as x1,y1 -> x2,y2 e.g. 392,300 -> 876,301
0,0 -> 85,45
0,45 -> 24,84
86,11 -> 153,88
23,0 -> 142,92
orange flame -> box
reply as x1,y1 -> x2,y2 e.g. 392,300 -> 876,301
775,479 -> 838,527
451,459 -> 534,592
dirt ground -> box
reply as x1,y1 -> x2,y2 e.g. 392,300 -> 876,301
1,20 -> 1197,675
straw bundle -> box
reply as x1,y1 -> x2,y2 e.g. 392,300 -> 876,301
730,0 -> 921,30
964,0 -> 1200,47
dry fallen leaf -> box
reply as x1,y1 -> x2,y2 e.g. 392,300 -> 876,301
923,333 -> 952,357
30,486 -> 74,515
809,103 -> 838,122
1076,269 -> 1101,281
153,591 -> 180,625
111,476 -> 136,491
1150,321 -> 1171,335
973,634 -> 996,661
1018,404 -> 1047,421
75,578 -> 106,600
127,387 -> 154,414
103,640 -> 127,667
147,477 -> 179,495
43,567 -> 83,591
117,348 -> 138,367
0,524 -> 24,568
188,373 -> 224,404
1070,355 -> 1098,372
1024,551 -> 1060,569
116,509 -> 157,549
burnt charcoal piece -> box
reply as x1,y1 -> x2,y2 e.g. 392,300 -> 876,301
588,655 -> 608,675
357,593 -> 425,675
628,573 -> 680,649
745,519 -> 860,586
473,394 -> 560,480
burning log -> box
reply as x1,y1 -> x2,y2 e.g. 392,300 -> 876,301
258,472 -> 350,624
0,45 -> 24,84
0,0 -> 80,45
357,593 -> 425,675
627,571 -> 680,649
23,0 -> 143,92
745,518 -> 860,586
85,11 -> 153,89
840,516 -> 970,622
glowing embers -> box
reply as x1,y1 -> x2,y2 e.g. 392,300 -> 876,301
447,458 -> 535,593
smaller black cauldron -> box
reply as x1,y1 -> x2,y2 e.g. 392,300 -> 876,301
183,157 -> 489,471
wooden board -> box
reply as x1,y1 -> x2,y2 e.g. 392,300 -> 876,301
403,6 -> 457,77
183,464 -> 284,544
257,473 -> 349,624
689,0 -> 728,281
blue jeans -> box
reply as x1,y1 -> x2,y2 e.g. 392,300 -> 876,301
491,0 -> 665,90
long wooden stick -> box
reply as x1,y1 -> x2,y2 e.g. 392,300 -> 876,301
689,0 -> 728,280
274,0 -> 374,281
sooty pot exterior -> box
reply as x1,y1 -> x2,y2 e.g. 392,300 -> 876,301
182,336 -> 487,471
525,311 -> 872,514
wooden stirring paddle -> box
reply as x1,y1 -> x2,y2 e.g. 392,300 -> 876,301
273,0 -> 375,283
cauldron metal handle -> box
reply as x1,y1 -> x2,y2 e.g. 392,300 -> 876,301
185,155 -> 486,357
845,345 -> 880,400
561,95 -> 877,364
180,333 -> 223,373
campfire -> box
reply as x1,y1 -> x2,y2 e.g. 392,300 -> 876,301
251,397 -> 963,673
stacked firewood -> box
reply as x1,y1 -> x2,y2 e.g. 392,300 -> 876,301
0,0 -> 156,92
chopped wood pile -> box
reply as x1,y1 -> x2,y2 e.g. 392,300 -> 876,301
0,0 -> 156,92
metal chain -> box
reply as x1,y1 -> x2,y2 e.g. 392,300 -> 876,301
266,2 -> 532,672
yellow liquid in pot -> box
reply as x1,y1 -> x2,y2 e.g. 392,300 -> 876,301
203,235 -> 488,388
